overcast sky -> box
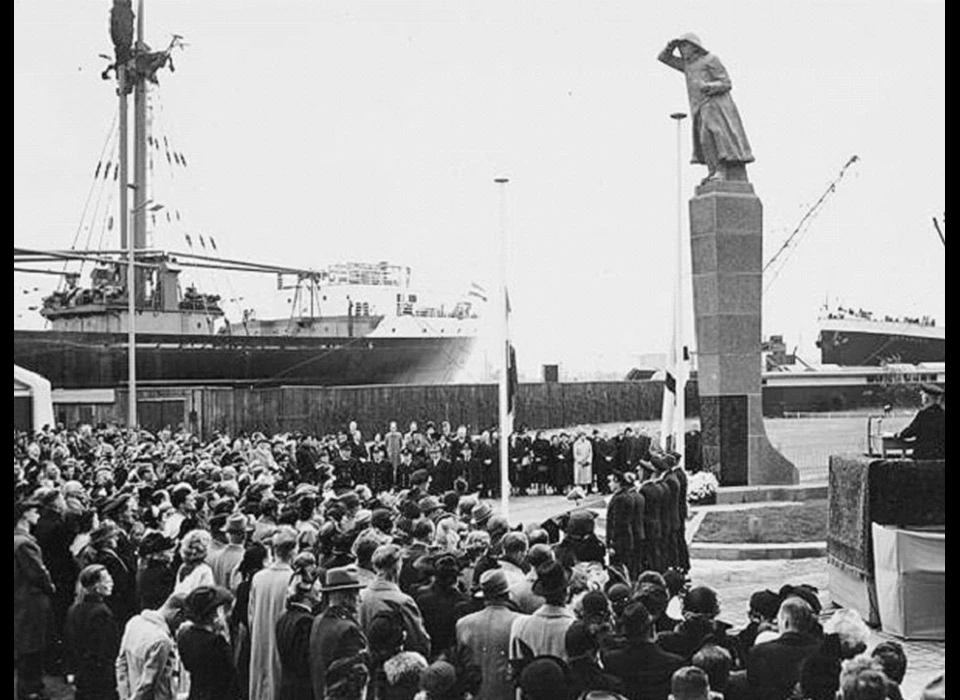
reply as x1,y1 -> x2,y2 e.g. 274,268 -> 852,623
14,0 -> 944,379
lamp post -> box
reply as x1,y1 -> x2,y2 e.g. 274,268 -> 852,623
127,199 -> 164,429
670,111 -> 687,463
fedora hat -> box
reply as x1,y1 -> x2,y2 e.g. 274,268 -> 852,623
471,502 -> 493,526
474,568 -> 511,600
419,495 -> 442,514
222,512 -> 254,534
320,565 -> 366,593
184,585 -> 234,623
532,560 -> 570,598
920,383 -> 944,396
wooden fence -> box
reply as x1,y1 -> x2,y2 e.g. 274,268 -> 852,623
55,381 -> 700,440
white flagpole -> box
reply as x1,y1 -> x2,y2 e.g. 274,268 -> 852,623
671,112 -> 688,465
495,177 -> 511,518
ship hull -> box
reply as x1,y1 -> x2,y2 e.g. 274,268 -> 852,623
14,329 -> 476,388
817,328 -> 945,366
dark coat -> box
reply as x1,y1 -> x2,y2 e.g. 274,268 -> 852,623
660,473 -> 682,536
64,594 -> 120,699
178,624 -> 241,700
309,604 -> 368,700
427,459 -> 455,494
899,403 -> 946,460
602,639 -> 684,700
568,656 -> 625,699
657,615 -> 738,665
14,527 -> 55,657
747,631 -> 822,700
414,582 -> 469,657
34,507 -> 78,622
79,545 -> 137,624
639,481 -> 664,541
276,602 -> 316,700
555,533 -> 607,567
606,487 -> 643,558
137,559 -> 177,611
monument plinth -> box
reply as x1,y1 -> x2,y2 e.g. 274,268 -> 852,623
690,179 -> 798,485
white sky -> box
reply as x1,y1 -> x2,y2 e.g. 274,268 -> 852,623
14,0 -> 945,379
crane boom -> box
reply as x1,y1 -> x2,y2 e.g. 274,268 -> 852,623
764,155 -> 859,289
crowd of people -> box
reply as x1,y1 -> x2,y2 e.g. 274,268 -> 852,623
14,421 -> 935,700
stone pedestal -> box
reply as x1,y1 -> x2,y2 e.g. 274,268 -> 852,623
689,180 -> 798,486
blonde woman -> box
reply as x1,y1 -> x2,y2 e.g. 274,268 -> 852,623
175,529 -> 216,595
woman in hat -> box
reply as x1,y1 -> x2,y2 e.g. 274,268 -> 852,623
413,553 -> 469,657
275,553 -> 320,700
310,566 -> 368,700
368,607 -> 429,700
63,564 -> 120,700
414,661 -> 460,700
174,529 -> 216,595
77,520 -> 135,623
325,655 -> 372,700
230,542 -> 269,700
178,585 -> 240,700
136,531 -> 178,610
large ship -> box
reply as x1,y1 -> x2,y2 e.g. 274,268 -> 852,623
815,306 -> 945,366
13,1 -> 482,391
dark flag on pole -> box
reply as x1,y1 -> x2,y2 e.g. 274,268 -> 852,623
508,344 -> 518,415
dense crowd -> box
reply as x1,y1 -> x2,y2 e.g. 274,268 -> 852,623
14,422 -> 935,700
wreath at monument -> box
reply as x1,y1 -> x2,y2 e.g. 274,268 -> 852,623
687,470 -> 719,505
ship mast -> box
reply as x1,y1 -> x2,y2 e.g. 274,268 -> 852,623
132,0 -> 148,305
109,0 -> 180,306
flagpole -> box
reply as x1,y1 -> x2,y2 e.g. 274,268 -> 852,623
671,111 -> 688,466
495,177 -> 511,519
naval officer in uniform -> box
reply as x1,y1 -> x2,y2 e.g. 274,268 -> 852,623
895,383 -> 945,460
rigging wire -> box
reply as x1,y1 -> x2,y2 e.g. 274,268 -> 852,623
59,112 -> 119,289
763,155 -> 859,292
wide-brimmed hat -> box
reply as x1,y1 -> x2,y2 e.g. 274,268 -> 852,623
921,383 -> 945,396
271,525 -> 299,549
416,551 -> 461,577
471,502 -> 493,526
474,568 -> 511,600
532,560 -> 570,598
293,483 -> 320,499
15,496 -> 43,522
184,585 -> 234,622
338,491 -> 361,511
140,531 -> 178,557
320,565 -> 366,593
419,495 -> 442,514
410,469 -> 430,487
89,521 -> 121,547
565,509 -> 597,537
222,512 -> 254,534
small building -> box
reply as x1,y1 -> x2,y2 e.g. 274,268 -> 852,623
14,364 -> 55,432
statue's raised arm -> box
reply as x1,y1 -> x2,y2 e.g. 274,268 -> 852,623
658,33 -> 754,184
